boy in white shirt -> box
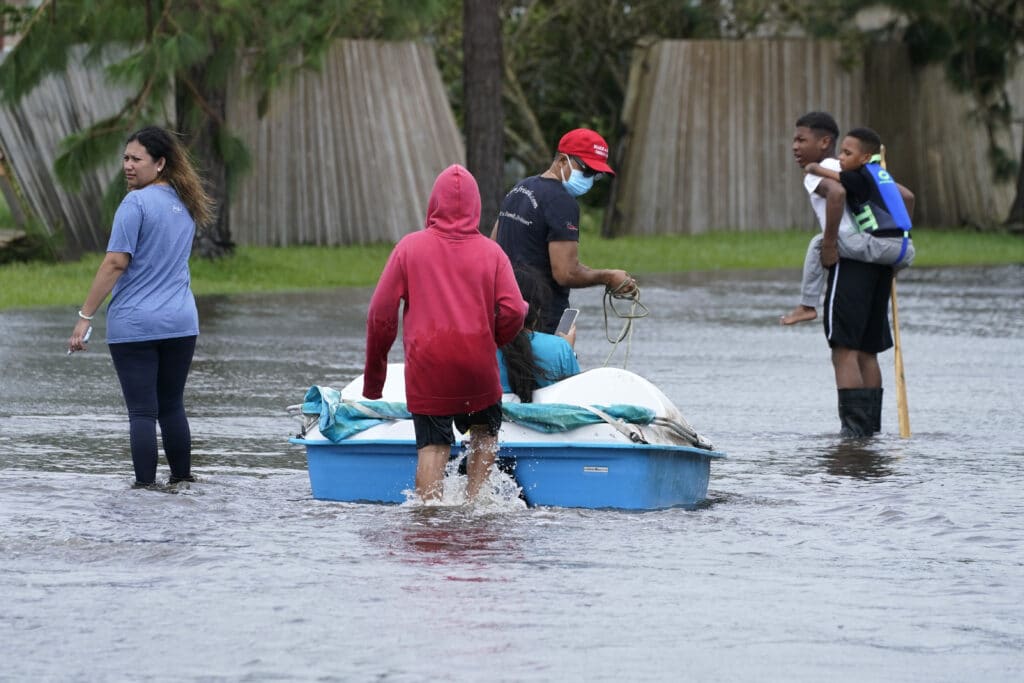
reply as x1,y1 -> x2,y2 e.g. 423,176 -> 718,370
781,126 -> 915,325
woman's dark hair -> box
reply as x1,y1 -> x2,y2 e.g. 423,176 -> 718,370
127,126 -> 215,228
502,265 -> 554,403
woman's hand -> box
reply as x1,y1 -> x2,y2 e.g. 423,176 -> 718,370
68,318 -> 92,354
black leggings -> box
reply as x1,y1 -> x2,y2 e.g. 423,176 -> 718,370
109,336 -> 197,484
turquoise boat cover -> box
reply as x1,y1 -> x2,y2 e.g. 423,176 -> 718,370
302,385 -> 656,443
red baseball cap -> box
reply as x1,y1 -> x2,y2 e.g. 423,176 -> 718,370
557,128 -> 615,176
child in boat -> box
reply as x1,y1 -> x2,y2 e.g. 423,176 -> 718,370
781,126 -> 916,325
497,265 -> 580,403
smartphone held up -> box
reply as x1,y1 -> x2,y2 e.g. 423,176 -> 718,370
555,308 -> 579,336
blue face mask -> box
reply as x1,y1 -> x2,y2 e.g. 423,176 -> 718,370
561,155 -> 595,197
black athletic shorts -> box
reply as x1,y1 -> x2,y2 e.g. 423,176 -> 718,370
822,258 -> 893,353
411,402 -> 503,449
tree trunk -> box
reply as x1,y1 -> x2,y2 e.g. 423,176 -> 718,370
177,63 -> 234,259
1007,136 -> 1024,233
463,0 -> 504,234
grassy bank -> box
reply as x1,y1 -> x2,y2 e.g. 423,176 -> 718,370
1,229 -> 1021,311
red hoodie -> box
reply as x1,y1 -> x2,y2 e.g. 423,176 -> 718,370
363,165 -> 527,415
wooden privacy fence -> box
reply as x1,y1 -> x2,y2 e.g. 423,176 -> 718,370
4,39 -> 1023,253
0,47 -> 130,255
608,39 -> 1024,236
0,40 -> 463,252
609,40 -> 863,236
227,40 -> 465,246
865,43 -> 1024,229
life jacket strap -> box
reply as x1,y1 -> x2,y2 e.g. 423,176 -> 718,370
893,231 -> 910,265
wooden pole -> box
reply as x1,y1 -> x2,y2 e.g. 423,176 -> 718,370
880,145 -> 911,437
891,280 -> 911,437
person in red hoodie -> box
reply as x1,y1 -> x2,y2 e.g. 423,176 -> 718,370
363,164 -> 527,501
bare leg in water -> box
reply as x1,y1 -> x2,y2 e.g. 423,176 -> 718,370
415,444 -> 450,500
832,347 -> 882,389
465,425 -> 498,499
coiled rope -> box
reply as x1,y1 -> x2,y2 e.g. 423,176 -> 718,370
602,277 -> 649,369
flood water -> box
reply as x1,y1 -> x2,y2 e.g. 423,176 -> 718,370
1,265 -> 1022,681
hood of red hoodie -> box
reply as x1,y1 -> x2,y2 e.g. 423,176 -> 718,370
424,164 -> 481,238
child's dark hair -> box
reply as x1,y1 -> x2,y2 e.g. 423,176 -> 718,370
501,265 -> 554,403
795,111 -> 839,142
845,127 -> 882,156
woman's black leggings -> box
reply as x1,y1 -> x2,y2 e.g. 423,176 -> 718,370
109,336 -> 197,484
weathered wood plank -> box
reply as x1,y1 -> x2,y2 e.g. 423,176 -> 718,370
226,40 -> 465,247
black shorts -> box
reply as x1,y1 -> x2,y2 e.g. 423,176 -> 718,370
411,402 -> 503,449
823,258 -> 893,353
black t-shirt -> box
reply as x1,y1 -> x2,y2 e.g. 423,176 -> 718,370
838,167 -> 873,207
495,175 -> 580,332
839,166 -> 906,235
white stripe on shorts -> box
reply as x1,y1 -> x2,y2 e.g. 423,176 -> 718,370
826,260 -> 840,341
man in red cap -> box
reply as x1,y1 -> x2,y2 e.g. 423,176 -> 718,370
491,128 -> 635,334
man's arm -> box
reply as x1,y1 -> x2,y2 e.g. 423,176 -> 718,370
490,219 -> 499,240
814,178 -> 846,267
548,241 -> 632,291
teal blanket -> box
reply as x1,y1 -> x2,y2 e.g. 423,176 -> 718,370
302,385 -> 655,443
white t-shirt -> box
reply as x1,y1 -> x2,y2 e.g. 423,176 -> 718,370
803,157 -> 856,234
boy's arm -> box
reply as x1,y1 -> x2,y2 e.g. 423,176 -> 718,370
804,162 -> 840,182
897,183 -> 915,217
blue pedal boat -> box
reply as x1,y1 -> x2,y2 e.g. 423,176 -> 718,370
289,365 -> 724,510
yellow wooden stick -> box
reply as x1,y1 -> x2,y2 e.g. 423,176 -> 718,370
880,145 -> 911,438
891,280 -> 911,437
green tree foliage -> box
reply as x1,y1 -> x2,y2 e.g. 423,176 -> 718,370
882,1 -> 1021,183
502,1 -> 718,174
0,0 -> 446,257
898,0 -> 1024,227
431,0 -> 721,204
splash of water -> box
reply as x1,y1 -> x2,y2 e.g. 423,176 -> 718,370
400,445 -> 526,512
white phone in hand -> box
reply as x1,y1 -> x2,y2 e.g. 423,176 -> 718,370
555,308 -> 579,335
68,326 -> 92,355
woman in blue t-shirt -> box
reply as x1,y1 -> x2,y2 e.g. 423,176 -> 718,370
68,127 -> 214,488
497,266 -> 581,403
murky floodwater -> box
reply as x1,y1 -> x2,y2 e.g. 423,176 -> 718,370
1,265 -> 1022,681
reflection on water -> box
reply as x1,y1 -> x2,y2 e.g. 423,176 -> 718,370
819,440 -> 896,479
388,508 -> 525,567
1,265 -> 1023,681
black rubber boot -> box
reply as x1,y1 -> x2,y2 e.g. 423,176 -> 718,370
867,388 -> 883,435
838,388 -> 875,438
168,474 -> 196,485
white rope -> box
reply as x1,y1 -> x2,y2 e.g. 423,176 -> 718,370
602,279 -> 649,369
580,405 -> 648,444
